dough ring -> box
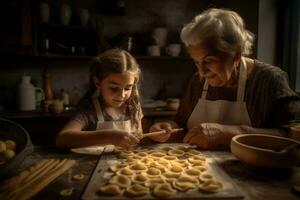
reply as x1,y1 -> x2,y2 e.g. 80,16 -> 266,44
72,173 -> 85,180
60,188 -> 73,196
199,173 -> 214,182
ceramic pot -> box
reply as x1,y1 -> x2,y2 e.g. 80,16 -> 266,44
17,75 -> 44,111
60,4 -> 71,25
79,9 -> 89,27
38,2 -> 50,23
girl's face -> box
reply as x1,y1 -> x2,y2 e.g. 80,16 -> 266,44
95,72 -> 135,108
188,44 -> 237,87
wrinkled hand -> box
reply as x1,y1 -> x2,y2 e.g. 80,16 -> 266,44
109,130 -> 140,149
183,123 -> 228,149
149,122 -> 173,142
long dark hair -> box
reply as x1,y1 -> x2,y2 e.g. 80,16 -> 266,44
89,48 -> 142,131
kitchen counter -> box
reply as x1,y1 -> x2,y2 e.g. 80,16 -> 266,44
2,146 -> 299,200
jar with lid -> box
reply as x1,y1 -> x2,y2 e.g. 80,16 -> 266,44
17,74 -> 44,111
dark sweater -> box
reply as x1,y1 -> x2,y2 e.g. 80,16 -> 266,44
175,59 -> 300,129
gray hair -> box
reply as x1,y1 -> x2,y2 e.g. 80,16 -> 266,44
181,8 -> 254,56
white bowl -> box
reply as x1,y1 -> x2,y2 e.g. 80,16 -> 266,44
230,134 -> 300,169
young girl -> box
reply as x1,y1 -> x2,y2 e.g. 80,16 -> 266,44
56,49 -> 143,149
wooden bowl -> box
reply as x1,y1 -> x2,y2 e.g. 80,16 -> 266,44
230,134 -> 300,169
0,118 -> 33,180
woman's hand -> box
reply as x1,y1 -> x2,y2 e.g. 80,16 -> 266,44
148,122 -> 173,142
183,123 -> 232,149
104,130 -> 140,149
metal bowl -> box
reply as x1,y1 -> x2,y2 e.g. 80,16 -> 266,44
0,118 -> 33,180
230,134 -> 300,169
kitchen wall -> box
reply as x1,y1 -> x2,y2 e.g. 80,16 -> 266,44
0,0 -> 264,110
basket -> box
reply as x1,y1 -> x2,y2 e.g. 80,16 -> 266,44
0,118 -> 34,180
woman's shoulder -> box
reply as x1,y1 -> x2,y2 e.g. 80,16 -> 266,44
252,59 -> 287,78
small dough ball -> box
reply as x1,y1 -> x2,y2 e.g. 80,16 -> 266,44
0,141 -> 6,152
3,149 -> 15,160
5,140 -> 16,151
60,188 -> 73,196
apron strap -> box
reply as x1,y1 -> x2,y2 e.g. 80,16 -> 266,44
201,79 -> 209,99
237,57 -> 247,102
200,57 -> 247,102
92,97 -> 104,122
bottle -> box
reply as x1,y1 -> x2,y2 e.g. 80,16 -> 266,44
17,74 -> 36,111
43,70 -> 54,100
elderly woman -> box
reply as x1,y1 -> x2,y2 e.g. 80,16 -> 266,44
149,8 -> 300,149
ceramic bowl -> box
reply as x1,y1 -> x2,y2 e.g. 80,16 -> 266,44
0,118 -> 34,180
230,134 -> 300,169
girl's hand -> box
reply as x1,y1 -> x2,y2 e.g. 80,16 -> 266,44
148,122 -> 173,142
107,130 -> 140,149
183,123 -> 229,149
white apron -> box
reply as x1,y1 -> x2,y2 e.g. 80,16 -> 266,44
187,58 -> 251,130
92,98 -> 133,132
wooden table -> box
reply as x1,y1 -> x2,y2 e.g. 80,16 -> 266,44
3,146 -> 300,200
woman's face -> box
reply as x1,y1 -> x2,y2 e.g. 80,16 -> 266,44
188,44 -> 236,87
95,72 -> 135,108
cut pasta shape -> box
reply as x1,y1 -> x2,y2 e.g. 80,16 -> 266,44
144,177 -> 166,188
199,179 -> 223,193
168,149 -> 185,157
150,151 -> 166,159
169,164 -> 184,173
192,165 -> 208,172
109,163 -> 128,172
125,184 -> 150,197
156,158 -> 170,166
178,175 -> 199,184
135,152 -> 148,157
60,188 -> 73,196
116,167 -> 134,176
129,162 -> 147,172
163,170 -> 181,179
153,183 -> 177,198
99,184 -> 123,196
109,175 -> 131,188
172,181 -> 195,191
132,174 -> 148,184
72,173 -> 85,180
163,155 -> 178,161
199,173 -> 214,182
185,149 -> 203,156
144,167 -> 161,177
185,168 -> 201,176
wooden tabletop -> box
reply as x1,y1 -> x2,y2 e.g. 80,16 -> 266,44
3,146 -> 300,200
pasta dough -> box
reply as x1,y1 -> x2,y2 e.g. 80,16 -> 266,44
98,144 -> 224,198
99,184 -> 123,195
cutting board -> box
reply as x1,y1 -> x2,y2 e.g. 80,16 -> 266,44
82,144 -> 244,200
